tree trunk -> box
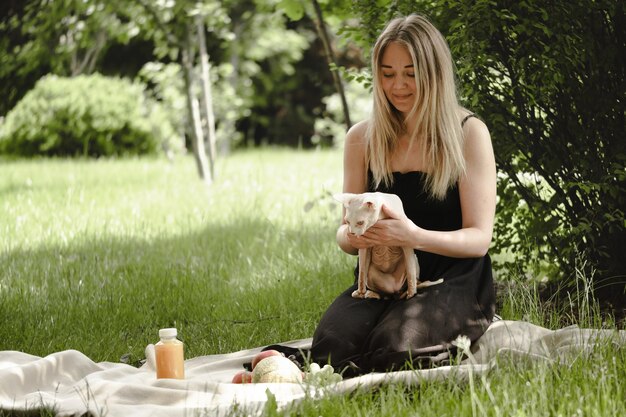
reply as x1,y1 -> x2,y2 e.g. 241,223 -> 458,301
195,15 -> 217,179
182,29 -> 211,185
189,92 -> 211,185
70,30 -> 107,76
311,0 -> 352,129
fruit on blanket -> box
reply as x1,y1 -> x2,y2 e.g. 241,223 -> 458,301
251,349 -> 283,369
304,362 -> 342,385
251,356 -> 303,383
231,370 -> 253,384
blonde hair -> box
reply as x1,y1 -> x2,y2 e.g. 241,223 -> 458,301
367,14 -> 466,199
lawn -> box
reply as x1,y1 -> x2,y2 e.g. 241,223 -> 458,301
1,150 -> 624,416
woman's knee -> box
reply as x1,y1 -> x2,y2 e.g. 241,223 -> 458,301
367,322 -> 433,354
310,329 -> 360,366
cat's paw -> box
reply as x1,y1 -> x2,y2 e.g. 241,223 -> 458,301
364,290 -> 382,299
351,289 -> 366,298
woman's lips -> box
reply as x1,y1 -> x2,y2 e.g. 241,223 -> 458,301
393,93 -> 412,101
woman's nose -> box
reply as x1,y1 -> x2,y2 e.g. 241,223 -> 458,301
393,76 -> 408,88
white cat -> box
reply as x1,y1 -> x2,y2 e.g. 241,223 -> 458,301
334,192 -> 443,299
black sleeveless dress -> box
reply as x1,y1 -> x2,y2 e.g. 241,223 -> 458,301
310,171 -> 496,374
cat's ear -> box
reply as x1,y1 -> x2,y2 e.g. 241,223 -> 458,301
362,196 -> 378,210
333,193 -> 355,206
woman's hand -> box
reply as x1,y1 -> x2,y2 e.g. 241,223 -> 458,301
341,224 -> 373,250
344,230 -> 373,250
349,203 -> 419,249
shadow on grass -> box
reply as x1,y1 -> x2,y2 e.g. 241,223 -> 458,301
0,216 -> 349,360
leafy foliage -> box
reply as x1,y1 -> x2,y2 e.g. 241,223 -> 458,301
137,62 -> 187,155
437,0 -> 625,286
278,0 -> 306,20
0,0 -> 346,151
0,74 -> 170,156
228,10 -> 337,148
0,0 -> 148,115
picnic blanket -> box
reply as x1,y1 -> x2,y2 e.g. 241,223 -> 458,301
1,320 -> 624,417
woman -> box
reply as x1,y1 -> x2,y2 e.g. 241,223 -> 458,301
310,14 -> 497,374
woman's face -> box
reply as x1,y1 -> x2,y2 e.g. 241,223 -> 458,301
380,42 -> 416,114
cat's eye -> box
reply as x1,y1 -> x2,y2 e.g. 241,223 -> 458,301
356,221 -> 364,226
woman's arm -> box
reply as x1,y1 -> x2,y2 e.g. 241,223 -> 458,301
336,121 -> 369,255
357,117 -> 496,258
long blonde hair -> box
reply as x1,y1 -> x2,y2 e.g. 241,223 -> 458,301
367,14 -> 466,199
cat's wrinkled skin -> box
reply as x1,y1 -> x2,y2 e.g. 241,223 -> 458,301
334,192 -> 443,299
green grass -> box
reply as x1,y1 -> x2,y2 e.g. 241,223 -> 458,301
0,150 -> 349,362
285,343 -> 626,417
1,150 -> 624,417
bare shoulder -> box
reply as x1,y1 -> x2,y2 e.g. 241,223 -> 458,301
462,115 -> 490,140
343,119 -> 369,166
344,120 -> 369,148
461,114 -> 495,172
461,114 -> 492,157
342,120 -> 370,194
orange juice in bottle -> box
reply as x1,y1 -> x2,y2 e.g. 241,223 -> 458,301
155,328 -> 185,379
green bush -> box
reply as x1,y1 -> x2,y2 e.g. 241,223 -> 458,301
439,0 -> 625,287
0,74 -> 169,157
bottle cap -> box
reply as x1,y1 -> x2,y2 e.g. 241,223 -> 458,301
159,328 -> 178,338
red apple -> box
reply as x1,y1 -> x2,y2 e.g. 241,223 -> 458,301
251,349 -> 283,370
231,370 -> 253,384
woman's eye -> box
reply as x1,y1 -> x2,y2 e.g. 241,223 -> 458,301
406,73 -> 415,77
382,73 -> 394,78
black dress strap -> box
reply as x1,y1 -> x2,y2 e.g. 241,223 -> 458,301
461,113 -> 476,127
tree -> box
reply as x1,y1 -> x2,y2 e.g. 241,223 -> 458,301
310,0 -> 351,129
222,0 -> 333,148
277,0 -> 353,130
0,0 -> 237,182
132,0 -> 230,184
